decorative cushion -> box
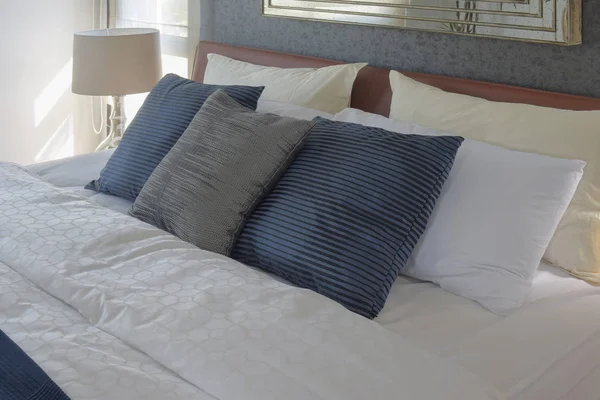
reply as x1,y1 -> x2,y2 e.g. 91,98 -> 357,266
389,70 -> 600,284
129,90 -> 314,256
86,74 -> 264,201
232,117 -> 463,319
203,54 -> 366,114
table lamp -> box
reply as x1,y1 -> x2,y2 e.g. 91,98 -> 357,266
72,28 -> 162,150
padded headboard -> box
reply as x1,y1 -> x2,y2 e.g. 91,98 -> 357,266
192,41 -> 600,116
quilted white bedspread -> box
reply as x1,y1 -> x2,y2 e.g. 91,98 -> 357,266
0,163 -> 503,400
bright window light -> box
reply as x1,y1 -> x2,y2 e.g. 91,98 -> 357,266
114,0 -> 190,125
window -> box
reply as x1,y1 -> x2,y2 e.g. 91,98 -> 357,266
110,0 -> 200,124
115,0 -> 189,36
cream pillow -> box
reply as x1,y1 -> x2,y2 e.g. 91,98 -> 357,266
389,70 -> 600,284
204,54 -> 366,114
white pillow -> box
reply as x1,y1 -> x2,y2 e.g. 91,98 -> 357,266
334,108 -> 585,314
256,100 -> 333,120
203,54 -> 366,114
389,70 -> 600,284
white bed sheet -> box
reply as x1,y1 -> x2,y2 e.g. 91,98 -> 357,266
28,150 -> 133,214
27,151 -> 600,400
379,265 -> 600,400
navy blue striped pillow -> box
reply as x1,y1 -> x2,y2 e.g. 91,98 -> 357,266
85,74 -> 264,201
232,118 -> 463,319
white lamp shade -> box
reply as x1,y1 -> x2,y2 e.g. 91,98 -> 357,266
72,28 -> 162,96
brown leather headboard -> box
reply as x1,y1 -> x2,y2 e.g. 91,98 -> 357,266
192,41 -> 600,116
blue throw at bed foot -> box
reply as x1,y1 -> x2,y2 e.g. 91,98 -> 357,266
0,329 -> 70,400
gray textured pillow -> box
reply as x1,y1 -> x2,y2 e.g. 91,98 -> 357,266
129,90 -> 315,255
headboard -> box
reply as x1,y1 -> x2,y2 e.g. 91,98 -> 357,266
192,41 -> 600,116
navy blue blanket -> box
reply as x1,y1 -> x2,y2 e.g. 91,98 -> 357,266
0,330 -> 69,400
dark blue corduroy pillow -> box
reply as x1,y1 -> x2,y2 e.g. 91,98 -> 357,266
232,118 -> 463,319
86,74 -> 264,201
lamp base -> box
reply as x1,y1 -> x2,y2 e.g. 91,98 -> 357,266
96,95 -> 127,151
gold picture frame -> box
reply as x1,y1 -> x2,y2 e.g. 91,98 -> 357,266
262,0 -> 582,45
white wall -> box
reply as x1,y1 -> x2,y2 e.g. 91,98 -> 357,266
0,0 -> 102,164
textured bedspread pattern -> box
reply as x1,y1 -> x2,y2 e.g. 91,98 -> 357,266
0,163 -> 503,400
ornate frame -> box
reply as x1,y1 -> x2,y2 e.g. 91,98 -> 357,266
262,0 -> 582,45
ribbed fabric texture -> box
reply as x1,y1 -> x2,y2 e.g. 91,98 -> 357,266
233,118 -> 463,319
130,90 -> 314,256
85,74 -> 264,201
0,330 -> 70,400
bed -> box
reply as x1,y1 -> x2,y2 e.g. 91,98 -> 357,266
3,41 -> 599,400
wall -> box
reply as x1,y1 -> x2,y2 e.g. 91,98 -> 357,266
210,0 -> 600,98
0,0 -> 101,164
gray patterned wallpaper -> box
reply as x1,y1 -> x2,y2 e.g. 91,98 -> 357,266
209,0 -> 600,98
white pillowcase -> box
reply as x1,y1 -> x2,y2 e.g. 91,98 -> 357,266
203,54 -> 366,114
389,70 -> 600,284
256,100 -> 333,120
334,108 -> 585,314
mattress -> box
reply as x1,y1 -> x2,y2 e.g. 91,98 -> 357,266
26,152 -> 600,400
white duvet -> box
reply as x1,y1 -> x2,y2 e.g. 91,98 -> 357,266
0,163 -> 503,400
